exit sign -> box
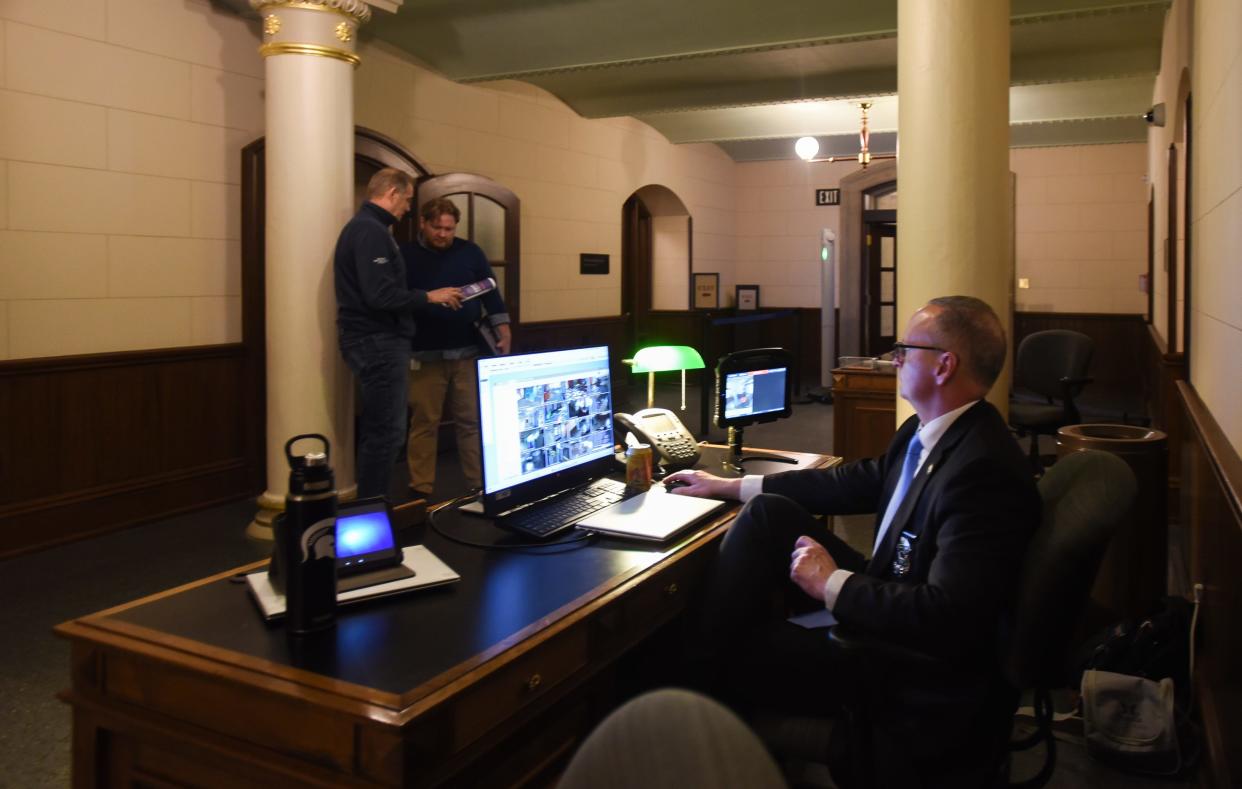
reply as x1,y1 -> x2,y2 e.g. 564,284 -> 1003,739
815,188 -> 840,206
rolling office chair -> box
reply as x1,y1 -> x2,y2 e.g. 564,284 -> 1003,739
1009,330 -> 1094,471
826,450 -> 1137,788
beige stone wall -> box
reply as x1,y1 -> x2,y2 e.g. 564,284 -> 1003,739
1012,143 -> 1148,313
733,144 -> 1148,315
651,214 -> 690,311
0,0 -> 261,360
1189,0 -> 1242,449
353,41 -> 738,323
733,159 -> 855,308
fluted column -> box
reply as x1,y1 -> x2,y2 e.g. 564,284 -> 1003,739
896,0 -> 1013,422
248,0 -> 371,538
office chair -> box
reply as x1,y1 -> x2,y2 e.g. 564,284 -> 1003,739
1009,330 -> 1094,470
826,450 -> 1137,788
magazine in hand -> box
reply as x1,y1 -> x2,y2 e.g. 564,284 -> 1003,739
459,277 -> 496,302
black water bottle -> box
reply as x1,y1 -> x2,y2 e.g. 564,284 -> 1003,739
280,433 -> 337,634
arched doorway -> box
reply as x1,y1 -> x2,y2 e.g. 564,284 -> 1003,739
621,185 -> 691,356
836,159 -> 898,359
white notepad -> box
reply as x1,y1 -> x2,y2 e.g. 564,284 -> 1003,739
246,545 -> 459,621
576,486 -> 729,542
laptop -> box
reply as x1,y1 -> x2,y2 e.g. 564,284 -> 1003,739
575,484 -> 728,542
475,345 -> 725,541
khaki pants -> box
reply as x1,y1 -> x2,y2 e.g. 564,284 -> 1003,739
406,358 -> 482,495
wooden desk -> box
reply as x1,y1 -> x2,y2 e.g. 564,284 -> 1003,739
831,366 -> 897,461
57,446 -> 837,788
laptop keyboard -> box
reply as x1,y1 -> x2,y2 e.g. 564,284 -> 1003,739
499,477 -> 631,539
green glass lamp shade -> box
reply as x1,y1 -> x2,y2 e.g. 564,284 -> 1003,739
630,345 -> 705,374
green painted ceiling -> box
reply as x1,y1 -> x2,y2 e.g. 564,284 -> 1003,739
228,0 -> 1171,160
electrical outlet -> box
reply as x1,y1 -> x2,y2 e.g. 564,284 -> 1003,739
1018,278 -> 1030,289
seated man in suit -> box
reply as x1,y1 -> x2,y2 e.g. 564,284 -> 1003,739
667,295 -> 1040,785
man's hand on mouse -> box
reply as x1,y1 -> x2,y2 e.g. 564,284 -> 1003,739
661,470 -> 742,500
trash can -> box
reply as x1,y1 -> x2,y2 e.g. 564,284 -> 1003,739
1057,424 -> 1168,621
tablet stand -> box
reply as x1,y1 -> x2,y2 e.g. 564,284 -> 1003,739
724,426 -> 799,474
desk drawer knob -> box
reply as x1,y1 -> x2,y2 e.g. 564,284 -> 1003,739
526,673 -> 542,692
664,582 -> 679,596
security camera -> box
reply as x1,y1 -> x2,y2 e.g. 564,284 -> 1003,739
1143,103 -> 1166,127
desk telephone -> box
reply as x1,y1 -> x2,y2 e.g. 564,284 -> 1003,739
613,408 -> 702,470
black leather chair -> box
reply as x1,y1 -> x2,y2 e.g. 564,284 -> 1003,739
826,449 -> 1137,788
1009,330 -> 1094,470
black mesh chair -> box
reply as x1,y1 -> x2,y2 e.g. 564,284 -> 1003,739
1009,330 -> 1094,470
826,450 -> 1137,788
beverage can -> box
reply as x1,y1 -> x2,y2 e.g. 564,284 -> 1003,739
625,444 -> 653,491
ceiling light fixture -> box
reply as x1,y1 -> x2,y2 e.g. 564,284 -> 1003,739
794,101 -> 896,169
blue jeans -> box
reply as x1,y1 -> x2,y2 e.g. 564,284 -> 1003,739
341,334 -> 410,499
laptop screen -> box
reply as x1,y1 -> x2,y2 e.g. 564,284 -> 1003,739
477,346 -> 615,507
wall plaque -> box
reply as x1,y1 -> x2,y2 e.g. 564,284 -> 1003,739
580,253 -> 609,275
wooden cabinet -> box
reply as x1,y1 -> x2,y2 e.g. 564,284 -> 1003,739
831,366 -> 897,461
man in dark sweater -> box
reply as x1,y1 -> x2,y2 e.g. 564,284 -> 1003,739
334,169 -> 463,499
401,197 -> 511,497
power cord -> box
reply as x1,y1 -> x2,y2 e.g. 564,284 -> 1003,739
427,494 -> 597,554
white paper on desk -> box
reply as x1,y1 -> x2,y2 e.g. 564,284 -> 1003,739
787,609 -> 838,629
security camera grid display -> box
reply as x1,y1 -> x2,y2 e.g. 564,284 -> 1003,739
723,367 -> 788,420
477,346 -> 615,494
515,375 -> 612,474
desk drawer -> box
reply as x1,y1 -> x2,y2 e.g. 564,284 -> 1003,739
615,548 -> 709,638
451,625 -> 589,747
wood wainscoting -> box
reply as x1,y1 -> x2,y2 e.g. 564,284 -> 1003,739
1012,312 -> 1149,422
1176,382 -> 1241,789
0,345 -> 264,558
515,308 -> 822,396
514,315 -> 628,383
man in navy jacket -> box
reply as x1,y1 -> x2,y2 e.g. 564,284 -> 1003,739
401,197 -> 511,497
668,296 -> 1039,783
333,169 -> 462,499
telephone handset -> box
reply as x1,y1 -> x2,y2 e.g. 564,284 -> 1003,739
613,408 -> 702,470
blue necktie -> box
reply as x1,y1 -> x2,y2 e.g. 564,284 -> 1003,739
874,432 -> 924,554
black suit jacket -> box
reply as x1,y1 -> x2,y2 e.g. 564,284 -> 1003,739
762,400 -> 1040,661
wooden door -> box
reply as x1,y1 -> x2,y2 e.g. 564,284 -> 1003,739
621,195 -> 653,358
864,220 -> 897,357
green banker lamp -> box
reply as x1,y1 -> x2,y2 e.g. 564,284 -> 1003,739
630,345 -> 705,410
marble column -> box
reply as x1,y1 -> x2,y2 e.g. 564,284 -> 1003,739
896,0 -> 1013,422
248,0 -> 371,538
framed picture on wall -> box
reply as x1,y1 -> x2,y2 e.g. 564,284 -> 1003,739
692,273 -> 719,309
736,284 -> 759,311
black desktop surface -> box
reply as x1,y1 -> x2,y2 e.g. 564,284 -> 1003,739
108,448 -> 802,696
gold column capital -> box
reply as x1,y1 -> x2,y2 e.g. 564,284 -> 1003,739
250,0 -> 372,23
252,0 -> 367,67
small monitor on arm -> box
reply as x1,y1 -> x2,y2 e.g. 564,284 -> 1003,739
714,348 -> 797,471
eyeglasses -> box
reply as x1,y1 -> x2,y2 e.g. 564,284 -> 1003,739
891,341 -> 947,362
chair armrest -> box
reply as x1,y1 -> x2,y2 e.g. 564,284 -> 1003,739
1057,376 -> 1092,422
827,626 -> 940,666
